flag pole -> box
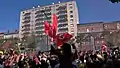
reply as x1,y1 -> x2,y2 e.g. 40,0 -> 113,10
42,10 -> 49,51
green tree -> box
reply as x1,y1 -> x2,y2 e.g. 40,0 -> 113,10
109,0 -> 120,3
101,30 -> 120,47
26,34 -> 36,48
75,33 -> 87,49
0,39 -> 5,45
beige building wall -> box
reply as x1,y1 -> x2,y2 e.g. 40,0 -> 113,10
19,1 -> 79,40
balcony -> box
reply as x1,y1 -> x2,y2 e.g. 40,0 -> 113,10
22,31 -> 30,35
58,19 -> 68,22
35,18 -> 44,22
35,11 -> 41,14
58,28 -> 68,32
35,22 -> 44,26
58,23 -> 68,27
22,20 -> 30,24
58,14 -> 67,19
45,8 -> 51,12
35,14 -> 44,18
57,11 -> 67,15
35,29 -> 44,31
22,28 -> 30,32
35,26 -> 44,30
22,24 -> 30,28
23,16 -> 31,20
36,31 -> 44,34
45,12 -> 51,16
46,17 -> 51,20
56,6 -> 67,10
58,17 -> 67,20
35,10 -> 50,15
24,12 -> 31,16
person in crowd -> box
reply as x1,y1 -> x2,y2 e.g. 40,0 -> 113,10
54,43 -> 78,68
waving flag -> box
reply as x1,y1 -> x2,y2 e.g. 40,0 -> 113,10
54,33 -> 73,46
44,21 -> 53,38
44,14 -> 58,38
52,14 -> 58,38
44,21 -> 50,35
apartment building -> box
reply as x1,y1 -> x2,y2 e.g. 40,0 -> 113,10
19,1 -> 79,40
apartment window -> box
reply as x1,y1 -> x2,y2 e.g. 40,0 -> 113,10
56,5 -> 59,7
70,6 -> 73,9
70,11 -> 73,13
71,30 -> 74,32
49,6 -> 51,8
35,8 -> 38,11
71,24 -> 74,27
71,28 -> 74,32
41,8 -> 44,10
23,12 -> 25,14
70,15 -> 73,18
70,19 -> 73,22
69,4 -> 72,5
32,9 -> 34,11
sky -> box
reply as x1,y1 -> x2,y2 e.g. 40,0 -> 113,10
0,0 -> 120,32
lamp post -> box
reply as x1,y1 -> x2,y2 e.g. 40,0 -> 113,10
91,36 -> 96,51
41,10 -> 49,51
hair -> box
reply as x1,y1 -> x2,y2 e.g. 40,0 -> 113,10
61,43 -> 72,57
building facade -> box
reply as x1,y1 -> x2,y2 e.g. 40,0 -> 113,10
77,21 -> 120,51
0,30 -> 19,40
0,33 -> 4,39
4,32 -> 19,39
19,1 -> 79,40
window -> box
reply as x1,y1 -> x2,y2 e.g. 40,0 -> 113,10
71,28 -> 74,32
69,4 -> 72,5
23,12 -> 25,14
87,29 -> 90,32
71,24 -> 74,27
41,8 -> 44,10
70,11 -> 73,13
70,6 -> 73,9
56,5 -> 59,7
45,7 -> 49,9
71,30 -> 74,32
70,19 -> 73,22
70,15 -> 73,18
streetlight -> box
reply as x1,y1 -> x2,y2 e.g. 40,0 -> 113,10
40,10 -> 50,51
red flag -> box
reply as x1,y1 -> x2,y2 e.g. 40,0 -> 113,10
52,14 -> 58,38
44,21 -> 53,37
54,33 -> 73,46
101,43 -> 108,52
44,21 -> 50,34
44,14 -> 58,38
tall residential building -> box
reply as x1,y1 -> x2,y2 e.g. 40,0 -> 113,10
19,1 -> 79,40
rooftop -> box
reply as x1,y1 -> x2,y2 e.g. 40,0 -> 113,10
78,21 -> 120,26
21,0 -> 75,12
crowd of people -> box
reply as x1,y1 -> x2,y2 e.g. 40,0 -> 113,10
0,43 -> 120,68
